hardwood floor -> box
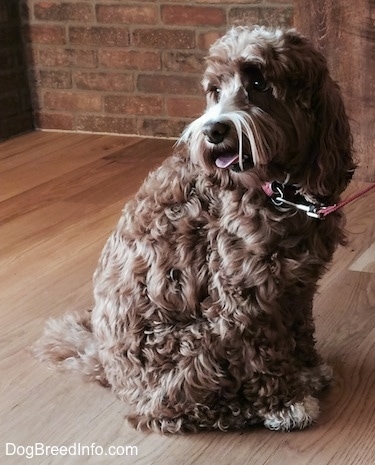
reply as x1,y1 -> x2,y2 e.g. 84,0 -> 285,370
0,131 -> 374,465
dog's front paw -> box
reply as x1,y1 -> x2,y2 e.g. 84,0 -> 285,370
263,395 -> 320,431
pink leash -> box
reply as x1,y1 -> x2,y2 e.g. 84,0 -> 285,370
319,183 -> 375,217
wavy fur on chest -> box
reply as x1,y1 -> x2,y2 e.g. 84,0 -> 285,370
95,149 -> 340,331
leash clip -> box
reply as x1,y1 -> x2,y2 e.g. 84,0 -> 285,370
270,181 -> 326,219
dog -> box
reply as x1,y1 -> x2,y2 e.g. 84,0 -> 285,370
34,26 -> 356,433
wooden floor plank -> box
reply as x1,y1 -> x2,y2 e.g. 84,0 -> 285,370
350,242 -> 375,273
0,131 -> 374,465
0,133 -> 144,201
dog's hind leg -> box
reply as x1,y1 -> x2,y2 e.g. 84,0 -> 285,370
32,309 -> 108,386
286,290 -> 333,393
300,363 -> 333,393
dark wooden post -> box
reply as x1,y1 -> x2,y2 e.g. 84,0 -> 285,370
294,0 -> 375,182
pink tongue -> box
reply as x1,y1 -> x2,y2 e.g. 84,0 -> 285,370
215,154 -> 240,168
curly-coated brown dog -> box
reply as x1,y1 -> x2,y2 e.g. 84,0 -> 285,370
34,26 -> 356,433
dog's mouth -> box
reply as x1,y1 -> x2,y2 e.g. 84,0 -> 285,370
213,152 -> 254,172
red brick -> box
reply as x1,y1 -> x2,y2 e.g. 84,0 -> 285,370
161,5 -> 226,27
259,6 -> 294,27
98,49 -> 160,71
76,115 -> 137,135
166,97 -> 205,118
38,48 -> 97,68
25,45 -> 39,67
35,111 -> 74,130
132,29 -> 195,50
229,7 -> 294,27
34,2 -> 94,22
69,27 -> 129,47
159,0 -> 260,3
197,30 -> 226,51
264,0 -> 293,3
104,95 -> 164,116
96,4 -> 157,24
39,70 -> 72,88
74,71 -> 134,92
137,74 -> 200,95
21,0 -> 295,141
44,91 -> 102,112
162,52 -> 205,73
23,25 -> 66,45
139,118 -> 188,138
29,86 -> 42,111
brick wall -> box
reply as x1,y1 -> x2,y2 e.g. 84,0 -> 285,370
21,1 -> 294,139
0,1 -> 33,140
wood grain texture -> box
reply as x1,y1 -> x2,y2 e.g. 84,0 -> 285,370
350,242 -> 375,272
0,132 -> 374,465
294,0 -> 375,182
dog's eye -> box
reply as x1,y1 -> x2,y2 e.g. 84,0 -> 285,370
251,76 -> 270,92
207,86 -> 221,102
242,64 -> 270,93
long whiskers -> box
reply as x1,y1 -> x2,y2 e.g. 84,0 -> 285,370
178,103 -> 282,171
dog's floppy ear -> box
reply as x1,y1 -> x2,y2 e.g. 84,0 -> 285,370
304,70 -> 356,200
282,31 -> 356,200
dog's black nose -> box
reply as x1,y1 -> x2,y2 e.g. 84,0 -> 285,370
202,122 -> 230,144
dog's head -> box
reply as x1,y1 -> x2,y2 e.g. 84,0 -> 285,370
180,26 -> 355,201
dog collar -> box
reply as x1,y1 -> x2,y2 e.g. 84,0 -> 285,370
262,180 -> 375,220
262,181 -> 329,219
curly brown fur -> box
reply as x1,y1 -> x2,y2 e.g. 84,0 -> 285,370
34,26 -> 355,433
